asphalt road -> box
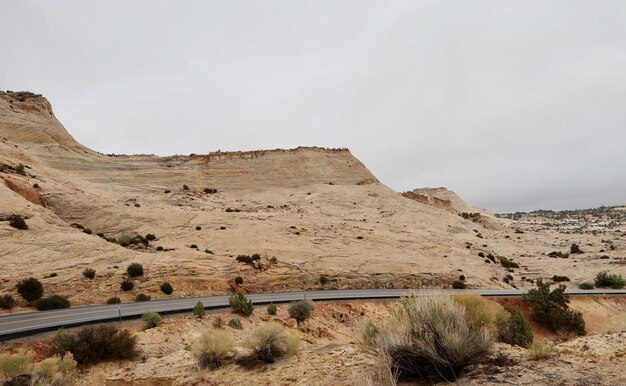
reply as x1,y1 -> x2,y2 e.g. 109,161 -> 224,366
1,288 -> 625,340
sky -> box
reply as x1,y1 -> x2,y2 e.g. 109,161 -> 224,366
1,1 -> 625,212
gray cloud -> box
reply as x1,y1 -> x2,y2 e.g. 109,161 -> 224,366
2,0 -> 625,212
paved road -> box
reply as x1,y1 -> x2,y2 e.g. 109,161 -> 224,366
1,288 -> 625,340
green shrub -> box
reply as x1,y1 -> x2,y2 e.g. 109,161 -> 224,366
15,163 -> 26,175
192,301 -> 205,318
362,321 -> 379,346
116,234 -> 133,246
106,297 -> 121,304
288,300 -> 314,324
126,263 -> 144,277
8,215 -> 28,230
228,293 -> 254,316
120,280 -> 134,291
160,282 -> 173,295
523,280 -> 586,336
570,243 -> 582,254
36,295 -> 70,311
31,353 -> 77,386
135,294 -> 151,302
192,330 -> 234,369
497,307 -> 534,348
142,312 -> 162,329
0,352 -> 34,380
595,271 -> 625,289
452,280 -> 466,289
228,318 -> 243,330
552,275 -> 570,282
528,342 -> 555,360
16,277 -> 43,303
498,256 -> 520,269
82,268 -> 96,279
578,282 -> 594,290
50,324 -> 138,365
267,303 -> 277,315
374,295 -> 491,381
0,295 -> 16,310
241,322 -> 298,365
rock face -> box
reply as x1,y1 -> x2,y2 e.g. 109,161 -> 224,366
0,91 -> 624,308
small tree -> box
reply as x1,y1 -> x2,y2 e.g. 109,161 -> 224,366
288,300 -> 314,324
267,303 -> 277,315
193,301 -> 205,318
142,312 -> 162,329
160,282 -> 174,295
523,279 -> 586,336
126,263 -> 144,277
498,306 -> 533,348
82,268 -> 96,279
229,292 -> 254,316
16,277 -> 44,304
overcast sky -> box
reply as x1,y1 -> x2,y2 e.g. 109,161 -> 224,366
1,1 -> 625,212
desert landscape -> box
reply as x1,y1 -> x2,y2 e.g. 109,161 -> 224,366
0,91 -> 625,385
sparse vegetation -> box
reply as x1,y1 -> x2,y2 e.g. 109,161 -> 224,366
594,271 -> 625,289
288,300 -> 314,324
523,280 -> 586,336
0,351 -> 34,381
192,330 -> 234,369
193,301 -> 205,318
528,342 -> 555,360
362,321 -> 379,346
229,292 -> 254,316
135,294 -> 151,302
228,318 -> 243,330
578,282 -> 594,290
50,324 -> 138,365
498,256 -> 520,269
236,254 -> 261,265
548,251 -> 569,258
240,322 -> 298,366
36,295 -> 70,311
16,277 -> 43,303
142,312 -> 162,329
160,282 -> 174,295
31,353 -> 77,386
126,263 -> 144,277
8,215 -> 28,230
267,303 -> 277,315
212,316 -> 224,328
82,268 -> 96,279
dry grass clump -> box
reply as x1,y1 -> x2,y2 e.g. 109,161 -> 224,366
453,294 -> 508,338
32,353 -> 77,385
239,322 -> 298,367
528,342 -> 555,360
0,351 -> 34,381
371,294 -> 491,382
192,330 -> 235,369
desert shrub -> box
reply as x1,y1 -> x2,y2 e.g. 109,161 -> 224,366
236,254 -> 261,265
82,268 -> 96,279
135,294 -> 151,302
228,318 -> 243,330
477,252 -> 485,257
269,256 -> 278,264
195,226 -> 201,230
36,295 -> 70,311
454,294 -> 508,339
8,215 -> 28,230
193,301 -> 205,318
552,275 -> 570,282
0,295 -> 16,310
288,300 -> 314,324
116,234 -> 133,246
16,277 -> 43,303
106,297 -> 121,304
212,316 -> 224,328
50,324 -> 138,365
498,256 -> 520,269
267,303 -> 277,315
190,244 -> 198,249
145,233 -> 156,241
234,276 -> 244,285
548,251 -> 569,258
459,275 -> 466,281
362,321 -> 379,346
523,280 -> 586,336
203,188 -> 217,194
0,352 -> 34,381
142,312 -> 162,329
452,280 -> 466,289
374,294 -> 491,382
242,322 -> 298,365
183,184 -> 189,190
120,280 -> 134,291
578,282 -> 594,290
126,263 -> 144,277
497,307 -> 534,348
594,271 -> 625,289
83,228 -> 93,235
570,243 -> 582,254
528,342 -> 555,360
15,163 -> 26,175
192,330 -> 234,369
31,353 -> 77,385
160,282 -> 173,295
229,293 -> 254,316
156,246 -> 164,251
319,275 -> 330,285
